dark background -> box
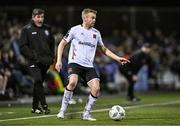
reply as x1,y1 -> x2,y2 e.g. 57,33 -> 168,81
1,0 -> 180,7
0,0 -> 180,98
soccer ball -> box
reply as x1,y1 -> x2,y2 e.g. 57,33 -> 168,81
109,105 -> 126,121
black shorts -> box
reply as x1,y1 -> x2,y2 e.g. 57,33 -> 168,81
67,63 -> 99,83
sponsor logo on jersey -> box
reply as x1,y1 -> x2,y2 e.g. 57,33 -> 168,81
78,41 -> 95,48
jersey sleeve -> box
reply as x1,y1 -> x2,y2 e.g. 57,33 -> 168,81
63,28 -> 74,43
97,31 -> 104,46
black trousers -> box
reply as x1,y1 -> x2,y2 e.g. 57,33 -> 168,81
28,64 -> 49,109
125,75 -> 136,99
120,71 -> 136,99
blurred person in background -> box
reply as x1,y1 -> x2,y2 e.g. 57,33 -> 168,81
0,49 -> 16,99
119,43 -> 153,101
0,50 -> 11,96
19,8 -> 55,114
55,8 -> 130,121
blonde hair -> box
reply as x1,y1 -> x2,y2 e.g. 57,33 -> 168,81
82,8 -> 97,18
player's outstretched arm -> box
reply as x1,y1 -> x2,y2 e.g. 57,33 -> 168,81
99,45 -> 130,65
55,39 -> 68,72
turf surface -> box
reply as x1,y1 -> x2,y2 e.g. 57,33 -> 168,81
0,91 -> 180,125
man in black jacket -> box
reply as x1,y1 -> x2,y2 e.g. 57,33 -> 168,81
19,8 -> 55,114
119,43 -> 153,102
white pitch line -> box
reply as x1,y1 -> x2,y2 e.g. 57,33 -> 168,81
0,114 -> 55,122
91,100 -> 180,113
0,100 -> 180,123
0,112 -> 14,116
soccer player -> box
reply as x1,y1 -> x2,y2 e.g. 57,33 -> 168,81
55,8 -> 130,121
19,8 -> 55,114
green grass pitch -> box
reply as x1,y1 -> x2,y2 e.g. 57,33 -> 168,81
0,91 -> 180,125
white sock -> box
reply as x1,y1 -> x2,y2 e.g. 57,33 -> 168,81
60,89 -> 73,113
84,94 -> 97,116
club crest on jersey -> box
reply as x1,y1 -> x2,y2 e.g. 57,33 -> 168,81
44,30 -> 49,36
93,34 -> 96,39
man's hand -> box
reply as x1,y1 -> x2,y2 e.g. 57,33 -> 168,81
118,57 -> 130,65
55,62 -> 62,72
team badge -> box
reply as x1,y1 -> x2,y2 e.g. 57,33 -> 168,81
44,30 -> 49,36
93,34 -> 96,39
